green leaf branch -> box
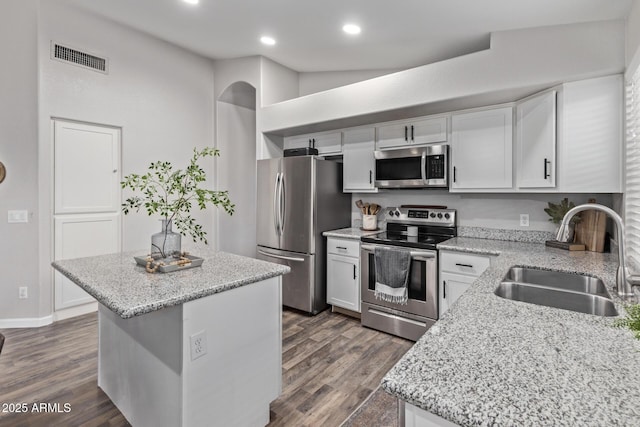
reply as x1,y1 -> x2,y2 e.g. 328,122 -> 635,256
614,304 -> 640,340
121,147 -> 234,250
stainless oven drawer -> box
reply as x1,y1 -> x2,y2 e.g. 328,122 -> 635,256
361,302 -> 435,341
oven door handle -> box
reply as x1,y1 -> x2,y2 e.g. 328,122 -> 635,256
360,244 -> 435,259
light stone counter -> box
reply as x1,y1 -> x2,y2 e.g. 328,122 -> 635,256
53,249 -> 290,319
323,227 -> 383,240
382,237 -> 640,426
52,249 -> 290,426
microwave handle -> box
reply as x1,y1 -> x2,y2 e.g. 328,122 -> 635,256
421,152 -> 428,183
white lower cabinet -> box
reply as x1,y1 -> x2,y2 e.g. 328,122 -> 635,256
439,250 -> 493,317
326,237 -> 361,313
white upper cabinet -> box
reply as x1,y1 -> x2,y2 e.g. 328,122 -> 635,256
376,116 -> 448,149
284,131 -> 342,155
516,90 -> 557,189
342,127 -> 377,193
557,75 -> 623,193
450,106 -> 513,191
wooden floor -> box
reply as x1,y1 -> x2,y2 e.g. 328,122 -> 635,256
0,309 -> 412,427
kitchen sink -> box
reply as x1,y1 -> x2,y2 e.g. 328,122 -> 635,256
495,267 -> 618,317
503,267 -> 610,297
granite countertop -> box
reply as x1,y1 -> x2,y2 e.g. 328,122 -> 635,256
382,237 -> 640,426
323,227 -> 383,240
52,249 -> 290,319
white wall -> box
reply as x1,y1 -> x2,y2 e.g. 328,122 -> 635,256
299,69 -> 402,96
216,100 -> 256,257
260,57 -> 299,106
352,192 -> 614,232
0,0 -> 40,321
627,0 -> 640,70
35,2 -> 217,320
262,20 -> 625,133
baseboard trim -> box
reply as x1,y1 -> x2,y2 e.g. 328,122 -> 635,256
53,302 -> 98,322
0,315 -> 54,329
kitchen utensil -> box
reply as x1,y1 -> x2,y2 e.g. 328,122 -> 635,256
364,202 -> 370,214
362,215 -> 377,230
355,199 -> 365,214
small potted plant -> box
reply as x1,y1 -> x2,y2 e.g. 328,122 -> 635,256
121,147 -> 234,267
544,197 -> 580,241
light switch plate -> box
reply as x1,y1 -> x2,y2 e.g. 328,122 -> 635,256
8,210 -> 28,223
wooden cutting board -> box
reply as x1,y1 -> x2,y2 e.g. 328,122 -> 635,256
573,206 -> 607,252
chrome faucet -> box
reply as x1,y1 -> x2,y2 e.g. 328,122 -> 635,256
556,204 -> 635,299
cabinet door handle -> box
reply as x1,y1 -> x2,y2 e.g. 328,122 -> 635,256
544,158 -> 551,179
369,170 -> 372,184
443,280 -> 447,299
353,264 -> 357,280
455,263 -> 474,268
404,126 -> 408,142
411,125 -> 414,141
453,166 -> 457,183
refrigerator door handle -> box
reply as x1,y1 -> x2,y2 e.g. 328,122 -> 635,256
279,173 -> 286,234
273,173 -> 281,236
257,250 -> 305,263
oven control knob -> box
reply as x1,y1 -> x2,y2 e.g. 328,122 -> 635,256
388,210 -> 394,216
437,213 -> 443,219
430,213 -> 436,218
444,213 -> 450,219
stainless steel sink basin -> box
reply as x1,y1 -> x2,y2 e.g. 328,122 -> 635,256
495,267 -> 618,317
503,267 -> 610,297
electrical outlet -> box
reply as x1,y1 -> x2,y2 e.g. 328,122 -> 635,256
190,330 -> 207,361
520,214 -> 530,227
19,286 -> 28,299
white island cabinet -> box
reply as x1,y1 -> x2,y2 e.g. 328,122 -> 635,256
53,250 -> 290,427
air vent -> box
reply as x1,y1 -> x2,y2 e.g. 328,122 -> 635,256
51,42 -> 108,74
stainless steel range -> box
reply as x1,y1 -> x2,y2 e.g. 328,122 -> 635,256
360,206 -> 456,341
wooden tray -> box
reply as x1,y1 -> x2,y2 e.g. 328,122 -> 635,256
134,254 -> 204,273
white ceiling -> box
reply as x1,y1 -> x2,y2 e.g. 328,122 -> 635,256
63,0 -> 632,72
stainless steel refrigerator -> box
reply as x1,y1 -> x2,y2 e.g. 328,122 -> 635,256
256,156 -> 351,314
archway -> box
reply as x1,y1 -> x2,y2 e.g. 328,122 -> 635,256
215,81 -> 257,257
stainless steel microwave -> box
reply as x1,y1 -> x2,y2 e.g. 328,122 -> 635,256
374,145 -> 448,189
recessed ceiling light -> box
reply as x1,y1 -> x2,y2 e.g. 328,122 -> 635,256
183,0 -> 199,4
260,36 -> 276,46
342,24 -> 361,35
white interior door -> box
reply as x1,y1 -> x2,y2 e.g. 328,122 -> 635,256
54,119 -> 121,311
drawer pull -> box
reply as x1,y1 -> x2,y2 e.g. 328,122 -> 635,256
455,263 -> 474,268
336,246 -> 348,250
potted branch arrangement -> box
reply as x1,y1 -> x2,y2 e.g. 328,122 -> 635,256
544,197 -> 580,241
121,147 -> 234,272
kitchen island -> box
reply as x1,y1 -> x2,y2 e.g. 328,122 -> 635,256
382,238 -> 640,426
53,250 -> 290,427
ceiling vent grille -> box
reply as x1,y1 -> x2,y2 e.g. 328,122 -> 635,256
51,42 -> 108,74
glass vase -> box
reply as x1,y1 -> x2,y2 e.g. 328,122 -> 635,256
151,219 -> 181,259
